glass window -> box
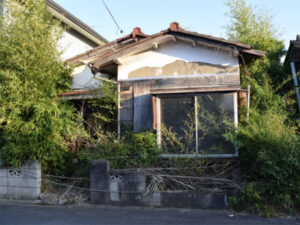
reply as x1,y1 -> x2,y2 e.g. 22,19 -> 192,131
159,92 -> 236,156
160,95 -> 195,154
197,93 -> 235,155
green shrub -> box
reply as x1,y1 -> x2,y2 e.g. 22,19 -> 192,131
227,108 -> 300,211
229,183 -> 277,217
75,131 -> 160,177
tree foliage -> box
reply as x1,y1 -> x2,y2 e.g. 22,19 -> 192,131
226,0 -> 284,59
0,0 -> 81,168
225,0 -> 300,213
84,81 -> 118,134
226,0 -> 287,101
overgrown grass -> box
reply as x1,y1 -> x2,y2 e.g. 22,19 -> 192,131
71,130 -> 160,178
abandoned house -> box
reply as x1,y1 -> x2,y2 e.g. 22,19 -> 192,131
64,22 -> 265,157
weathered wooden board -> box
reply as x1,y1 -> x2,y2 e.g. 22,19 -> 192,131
119,73 -> 240,133
120,82 -> 133,122
151,86 -> 241,94
120,98 -> 133,121
133,80 -> 156,132
155,74 -> 240,88
120,81 -> 132,92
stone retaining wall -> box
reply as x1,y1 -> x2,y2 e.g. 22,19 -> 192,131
90,160 -> 227,209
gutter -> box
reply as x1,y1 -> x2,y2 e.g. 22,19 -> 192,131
46,0 -> 107,46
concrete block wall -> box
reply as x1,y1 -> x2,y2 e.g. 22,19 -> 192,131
0,161 -> 41,200
90,160 -> 227,209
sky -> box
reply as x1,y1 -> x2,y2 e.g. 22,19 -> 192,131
53,0 -> 299,49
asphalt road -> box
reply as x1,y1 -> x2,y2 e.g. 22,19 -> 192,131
0,202 -> 299,225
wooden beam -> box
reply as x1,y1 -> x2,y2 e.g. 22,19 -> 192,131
175,36 -> 237,53
152,97 -> 157,130
242,49 -> 266,57
151,86 -> 241,95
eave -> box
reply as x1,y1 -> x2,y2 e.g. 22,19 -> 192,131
46,0 -> 107,46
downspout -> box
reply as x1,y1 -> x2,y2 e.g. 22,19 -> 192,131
290,62 -> 300,113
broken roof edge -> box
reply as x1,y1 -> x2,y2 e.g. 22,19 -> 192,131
284,38 -> 300,65
58,89 -> 103,100
46,0 -> 108,46
64,22 -> 266,68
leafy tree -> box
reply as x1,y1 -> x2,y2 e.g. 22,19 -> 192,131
225,0 -> 300,213
0,0 -> 81,169
226,0 -> 284,58
226,0 -> 287,108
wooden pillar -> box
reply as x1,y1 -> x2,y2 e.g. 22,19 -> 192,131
117,83 -> 121,141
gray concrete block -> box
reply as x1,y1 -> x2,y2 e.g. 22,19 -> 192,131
0,177 -> 8,186
22,187 -> 40,199
7,186 -> 23,198
0,194 -> 6,199
111,170 -> 146,192
8,177 -> 22,187
90,160 -> 110,204
22,161 -> 41,170
7,169 -> 23,179
143,193 -> 161,207
0,169 -> 7,178
108,170 -> 146,206
22,169 -> 41,179
0,185 -> 8,195
22,178 -> 41,188
161,191 -> 226,209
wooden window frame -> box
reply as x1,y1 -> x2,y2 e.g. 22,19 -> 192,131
156,92 -> 239,158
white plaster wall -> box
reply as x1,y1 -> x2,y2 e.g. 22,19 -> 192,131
71,65 -> 102,90
118,41 -> 239,81
58,31 -> 94,61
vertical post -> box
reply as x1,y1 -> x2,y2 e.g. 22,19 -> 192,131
290,62 -> 300,113
80,99 -> 85,118
156,97 -> 161,148
233,92 -> 239,156
234,92 -> 238,128
90,160 -> 110,204
195,96 -> 198,154
246,85 -> 250,120
117,83 -> 121,141
152,96 -> 157,130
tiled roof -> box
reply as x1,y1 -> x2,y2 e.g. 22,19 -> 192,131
65,22 -> 265,70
